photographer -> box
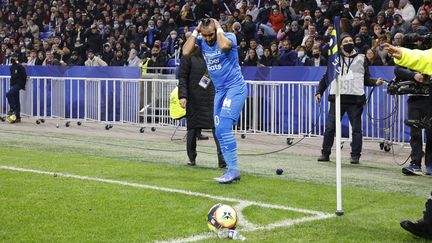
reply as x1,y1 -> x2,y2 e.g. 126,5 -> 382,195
385,43 -> 432,240
394,65 -> 432,176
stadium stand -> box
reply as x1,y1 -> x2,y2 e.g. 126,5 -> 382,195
0,0 -> 431,68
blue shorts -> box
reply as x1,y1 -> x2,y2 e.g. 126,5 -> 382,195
214,84 -> 247,124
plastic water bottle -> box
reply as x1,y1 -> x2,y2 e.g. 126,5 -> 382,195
217,229 -> 246,241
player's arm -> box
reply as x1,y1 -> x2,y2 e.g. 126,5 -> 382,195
211,19 -> 232,52
182,22 -> 202,56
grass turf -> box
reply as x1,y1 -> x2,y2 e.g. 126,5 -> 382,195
0,143 -> 429,242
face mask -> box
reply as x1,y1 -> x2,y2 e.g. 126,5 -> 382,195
99,24 -> 103,29
21,48 -> 26,53
171,34 -> 177,39
125,22 -> 131,27
25,41 -> 30,45
343,43 -> 355,53
150,26 -> 154,29
264,4 -> 270,9
152,53 -> 158,57
313,53 -> 320,58
114,24 -> 119,29
297,51 -> 305,57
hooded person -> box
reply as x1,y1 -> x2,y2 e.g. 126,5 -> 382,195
6,53 -> 27,123
315,32 -> 384,164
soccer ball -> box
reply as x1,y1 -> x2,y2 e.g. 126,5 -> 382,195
207,203 -> 238,233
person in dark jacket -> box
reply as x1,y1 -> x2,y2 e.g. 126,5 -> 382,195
6,53 -> 27,123
260,47 -> 278,66
178,49 -> 226,168
315,33 -> 384,164
67,51 -> 84,66
304,46 -> 327,66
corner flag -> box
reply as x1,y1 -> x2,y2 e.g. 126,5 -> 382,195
326,16 -> 341,85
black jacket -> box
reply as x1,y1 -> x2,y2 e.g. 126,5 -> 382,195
10,62 -> 27,89
178,53 -> 215,129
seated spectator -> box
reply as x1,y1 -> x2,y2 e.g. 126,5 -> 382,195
366,48 -> 384,66
259,47 -> 278,66
268,7 -> 285,33
301,23 -> 317,46
304,46 -> 327,67
279,39 -> 297,66
35,51 -> 45,66
287,21 -> 304,49
165,30 -> 183,59
391,11 -> 411,36
375,36 -> 392,65
393,32 -> 404,46
295,45 -> 308,66
399,0 -> 416,22
270,41 -> 281,61
67,51 -> 84,66
84,49 -> 108,66
242,14 -> 256,42
303,36 -> 315,59
101,43 -> 114,64
127,49 -> 141,67
180,2 -> 195,27
232,22 -> 246,45
418,8 -> 432,30
43,51 -> 56,66
243,49 -> 260,66
110,50 -> 126,66
238,38 -> 248,65
249,39 -> 263,58
354,34 -> 370,54
25,51 -> 37,66
147,45 -> 167,73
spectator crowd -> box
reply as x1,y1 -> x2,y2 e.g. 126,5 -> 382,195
0,0 -> 431,68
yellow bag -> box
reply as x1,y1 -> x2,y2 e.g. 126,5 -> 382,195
169,86 -> 186,119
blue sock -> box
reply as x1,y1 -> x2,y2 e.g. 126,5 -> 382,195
215,116 -> 238,172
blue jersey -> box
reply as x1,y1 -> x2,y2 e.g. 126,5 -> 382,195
196,32 -> 245,91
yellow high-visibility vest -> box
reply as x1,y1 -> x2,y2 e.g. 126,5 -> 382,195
169,86 -> 186,119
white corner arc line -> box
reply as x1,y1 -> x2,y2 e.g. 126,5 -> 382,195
0,165 -> 336,242
0,165 -> 330,216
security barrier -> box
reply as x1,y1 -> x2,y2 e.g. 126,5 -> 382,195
0,76 -> 408,143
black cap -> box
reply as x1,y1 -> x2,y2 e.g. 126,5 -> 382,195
87,49 -> 94,54
10,52 -> 18,58
340,32 -> 352,43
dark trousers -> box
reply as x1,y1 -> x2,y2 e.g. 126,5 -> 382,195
6,84 -> 21,118
187,128 -> 225,166
322,102 -> 363,158
408,96 -> 432,167
426,192 -> 432,223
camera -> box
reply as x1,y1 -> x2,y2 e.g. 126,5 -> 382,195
402,33 -> 432,50
405,117 -> 432,130
386,79 -> 431,95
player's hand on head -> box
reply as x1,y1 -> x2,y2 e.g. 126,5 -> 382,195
195,21 -> 203,33
211,18 -> 221,29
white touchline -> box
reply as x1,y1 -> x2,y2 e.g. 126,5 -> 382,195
1,165 -> 335,243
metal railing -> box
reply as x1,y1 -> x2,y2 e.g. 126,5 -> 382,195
0,76 -> 408,143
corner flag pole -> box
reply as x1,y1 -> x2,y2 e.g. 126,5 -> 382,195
335,70 -> 343,216
327,15 -> 343,216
